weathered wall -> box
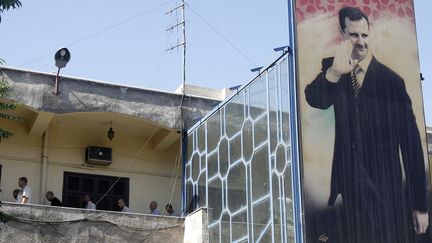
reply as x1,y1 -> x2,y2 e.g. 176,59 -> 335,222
0,67 -> 220,130
0,203 -> 184,243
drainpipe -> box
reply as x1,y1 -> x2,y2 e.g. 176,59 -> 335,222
40,128 -> 49,204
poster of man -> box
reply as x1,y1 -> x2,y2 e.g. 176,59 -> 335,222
296,1 -> 430,242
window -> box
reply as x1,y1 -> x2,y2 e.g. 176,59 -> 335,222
62,172 -> 129,211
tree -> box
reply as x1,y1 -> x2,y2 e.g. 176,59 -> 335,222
0,75 -> 24,142
0,60 -> 23,223
0,0 -> 21,22
0,0 -> 23,142
0,0 -> 22,223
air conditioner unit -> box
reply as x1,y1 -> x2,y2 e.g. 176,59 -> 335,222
85,146 -> 112,166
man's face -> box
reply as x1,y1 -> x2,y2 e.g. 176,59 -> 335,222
166,206 -> 173,214
46,194 -> 53,201
83,195 -> 90,202
150,202 -> 157,210
18,179 -> 24,188
118,200 -> 124,209
341,17 -> 370,62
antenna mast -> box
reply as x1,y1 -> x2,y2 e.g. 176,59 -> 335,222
165,0 -> 188,214
165,0 -> 186,97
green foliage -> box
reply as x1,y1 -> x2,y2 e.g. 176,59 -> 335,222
0,189 -> 16,223
0,79 -> 24,142
0,212 -> 15,223
0,0 -> 22,22
0,0 -> 22,225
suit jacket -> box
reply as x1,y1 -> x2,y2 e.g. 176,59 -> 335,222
304,56 -> 427,213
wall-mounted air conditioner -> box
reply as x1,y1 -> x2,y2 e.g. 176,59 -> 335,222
85,146 -> 112,166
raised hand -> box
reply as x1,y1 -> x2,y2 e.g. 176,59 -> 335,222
328,40 -> 357,79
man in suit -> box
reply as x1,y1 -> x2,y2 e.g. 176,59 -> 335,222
304,6 -> 429,242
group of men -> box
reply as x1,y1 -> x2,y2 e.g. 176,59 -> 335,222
12,177 -> 179,216
84,195 -> 179,216
12,177 -> 62,206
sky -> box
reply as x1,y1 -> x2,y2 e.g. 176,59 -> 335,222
0,0 -> 430,125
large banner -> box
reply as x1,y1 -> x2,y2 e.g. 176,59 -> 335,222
295,1 -> 431,242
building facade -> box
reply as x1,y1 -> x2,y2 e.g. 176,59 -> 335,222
0,66 -> 220,214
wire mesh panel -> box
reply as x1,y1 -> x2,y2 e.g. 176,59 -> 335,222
185,54 -> 295,243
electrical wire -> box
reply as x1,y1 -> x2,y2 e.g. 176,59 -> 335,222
94,128 -> 158,207
149,33 -> 171,89
165,143 -> 182,208
2,0 -> 248,221
185,3 -> 257,67
18,0 -> 176,68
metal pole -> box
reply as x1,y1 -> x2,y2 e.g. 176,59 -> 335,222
182,0 -> 186,95
54,67 -> 61,95
180,0 -> 188,214
287,0 -> 305,242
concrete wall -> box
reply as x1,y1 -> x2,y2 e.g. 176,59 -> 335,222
0,67 -> 220,131
0,203 -> 184,243
183,208 -> 208,243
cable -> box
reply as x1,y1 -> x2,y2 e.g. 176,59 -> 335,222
165,143 -> 182,207
94,128 -> 158,207
149,33 -> 171,89
55,128 -> 159,239
19,0 -> 176,68
185,3 -> 257,67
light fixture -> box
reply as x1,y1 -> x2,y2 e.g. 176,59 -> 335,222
250,66 -> 264,73
107,122 -> 114,141
53,47 -> 71,95
273,45 -> 291,55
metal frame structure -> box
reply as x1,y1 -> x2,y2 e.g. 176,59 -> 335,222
182,1 -> 303,242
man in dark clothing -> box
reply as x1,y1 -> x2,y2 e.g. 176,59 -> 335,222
46,191 -> 62,206
304,6 -> 428,243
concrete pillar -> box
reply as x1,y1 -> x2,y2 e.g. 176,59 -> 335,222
40,127 -> 49,204
183,208 -> 208,243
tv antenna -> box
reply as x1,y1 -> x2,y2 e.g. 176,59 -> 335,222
165,0 -> 187,96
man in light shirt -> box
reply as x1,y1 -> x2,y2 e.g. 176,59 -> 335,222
83,194 -> 96,210
149,201 -> 161,215
17,177 -> 31,204
117,199 -> 130,212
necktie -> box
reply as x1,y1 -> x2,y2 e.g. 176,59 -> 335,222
351,64 -> 362,98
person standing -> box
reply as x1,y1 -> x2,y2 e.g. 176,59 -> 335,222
12,189 -> 20,203
17,177 -> 31,204
46,191 -> 62,206
117,199 -> 130,212
165,203 -> 180,217
83,194 -> 96,210
149,201 -> 161,215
